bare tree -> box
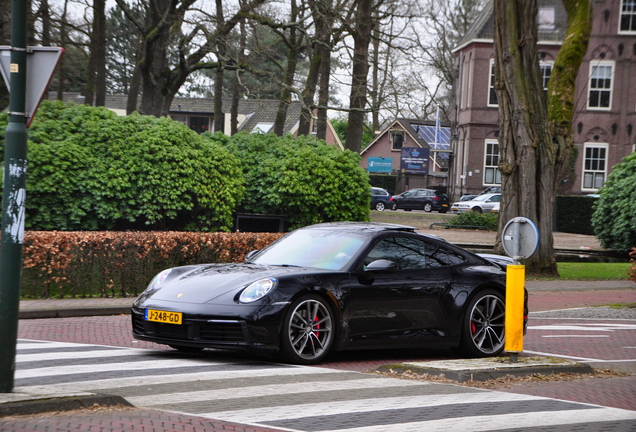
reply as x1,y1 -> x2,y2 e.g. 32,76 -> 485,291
85,0 -> 106,106
493,0 -> 591,275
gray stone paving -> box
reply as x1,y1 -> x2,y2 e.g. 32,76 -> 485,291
530,306 -> 636,319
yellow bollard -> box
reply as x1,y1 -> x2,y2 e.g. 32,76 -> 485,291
505,265 -> 525,354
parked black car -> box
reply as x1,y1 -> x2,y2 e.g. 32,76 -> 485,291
132,222 -> 526,364
391,188 -> 449,213
370,187 -> 393,212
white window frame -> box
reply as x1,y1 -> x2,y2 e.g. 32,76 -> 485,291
483,139 -> 501,186
619,0 -> 636,34
539,61 -> 553,99
581,143 -> 609,192
587,60 -> 614,111
487,59 -> 498,107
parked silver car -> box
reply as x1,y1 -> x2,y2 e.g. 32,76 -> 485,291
451,193 -> 501,213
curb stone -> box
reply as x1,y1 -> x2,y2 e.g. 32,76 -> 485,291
0,394 -> 133,416
377,357 -> 595,382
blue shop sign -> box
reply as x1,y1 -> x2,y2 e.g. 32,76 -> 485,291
368,157 -> 393,173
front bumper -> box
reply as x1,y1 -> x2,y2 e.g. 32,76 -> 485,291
131,304 -> 285,354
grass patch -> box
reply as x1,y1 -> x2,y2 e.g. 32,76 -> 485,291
370,211 -> 454,229
548,262 -> 632,280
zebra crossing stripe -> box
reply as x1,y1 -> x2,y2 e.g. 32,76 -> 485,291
201,392 -> 548,423
126,378 -> 430,406
17,348 -> 145,363
314,408 -> 636,432
18,366 -> 349,393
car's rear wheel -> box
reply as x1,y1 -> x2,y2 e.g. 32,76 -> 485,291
458,289 -> 505,357
280,294 -> 335,364
391,203 -> 397,210
375,202 -> 385,211
423,202 -> 432,212
472,207 -> 483,213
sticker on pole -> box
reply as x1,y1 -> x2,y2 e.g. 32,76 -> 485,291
502,217 -> 539,260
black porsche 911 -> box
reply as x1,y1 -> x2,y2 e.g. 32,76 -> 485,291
132,222 -> 527,364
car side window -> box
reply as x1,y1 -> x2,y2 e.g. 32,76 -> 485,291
416,190 -> 427,197
363,237 -> 428,270
402,190 -> 416,197
491,195 -> 501,202
425,244 -> 466,267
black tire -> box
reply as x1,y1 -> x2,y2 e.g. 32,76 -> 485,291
472,207 -> 483,214
280,294 -> 335,364
169,345 -> 204,353
375,202 -> 385,212
458,289 -> 506,358
423,202 -> 433,212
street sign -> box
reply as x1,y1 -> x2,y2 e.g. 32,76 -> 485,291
0,46 -> 64,127
502,217 -> 540,261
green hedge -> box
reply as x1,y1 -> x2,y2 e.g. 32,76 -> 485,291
208,132 -> 371,230
369,174 -> 398,195
446,212 -> 499,231
556,195 -> 597,236
0,101 -> 244,231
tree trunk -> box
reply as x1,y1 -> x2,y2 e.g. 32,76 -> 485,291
493,0 -> 591,275
231,14 -> 246,136
94,0 -> 106,106
297,42 -> 322,136
56,0 -> 69,101
316,43 -> 331,140
213,0 -> 226,134
126,42 -> 143,114
344,0 -> 373,153
39,0 -> 51,46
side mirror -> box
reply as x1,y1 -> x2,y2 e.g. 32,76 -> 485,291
245,250 -> 260,262
365,259 -> 397,272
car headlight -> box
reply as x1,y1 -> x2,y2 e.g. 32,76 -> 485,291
239,278 -> 278,303
147,268 -> 173,290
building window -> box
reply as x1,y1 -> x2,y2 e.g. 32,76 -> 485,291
538,6 -> 555,31
587,61 -> 614,110
484,140 -> 501,185
390,130 -> 405,151
540,62 -> 553,99
488,60 -> 498,107
620,0 -> 636,33
582,143 -> 608,190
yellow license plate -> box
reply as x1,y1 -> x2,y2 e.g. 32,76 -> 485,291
145,309 -> 182,324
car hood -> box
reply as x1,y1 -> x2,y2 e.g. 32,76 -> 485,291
138,263 -> 320,304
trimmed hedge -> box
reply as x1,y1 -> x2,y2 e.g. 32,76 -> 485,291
556,195 -> 597,236
208,132 -> 371,230
445,212 -> 499,231
20,231 -> 283,299
369,174 -> 398,195
0,102 -> 244,231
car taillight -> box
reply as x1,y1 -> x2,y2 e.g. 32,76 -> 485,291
433,196 -> 439,201
390,197 -> 393,201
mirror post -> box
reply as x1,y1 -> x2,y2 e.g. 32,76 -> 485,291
0,0 -> 28,393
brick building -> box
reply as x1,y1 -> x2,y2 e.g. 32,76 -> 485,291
452,0 -> 636,198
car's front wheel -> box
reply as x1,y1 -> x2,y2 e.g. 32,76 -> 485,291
471,207 -> 483,213
280,294 -> 335,364
458,289 -> 506,357
423,202 -> 432,212
375,202 -> 385,211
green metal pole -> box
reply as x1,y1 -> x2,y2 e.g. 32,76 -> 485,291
0,0 -> 28,393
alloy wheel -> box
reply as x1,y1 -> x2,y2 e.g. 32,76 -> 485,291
469,294 -> 505,354
286,298 -> 333,362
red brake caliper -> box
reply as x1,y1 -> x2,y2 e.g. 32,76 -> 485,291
313,315 -> 320,340
471,321 -> 476,335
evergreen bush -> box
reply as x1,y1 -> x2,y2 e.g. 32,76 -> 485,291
0,101 -> 244,231
208,132 -> 371,229
591,152 -> 636,252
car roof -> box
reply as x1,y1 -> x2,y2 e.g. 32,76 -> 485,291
301,222 -> 417,234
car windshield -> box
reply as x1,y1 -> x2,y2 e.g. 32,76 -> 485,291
251,229 -> 367,270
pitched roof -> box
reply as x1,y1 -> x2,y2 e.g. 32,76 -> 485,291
454,0 -> 568,52
48,92 -> 303,134
361,118 -> 451,156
